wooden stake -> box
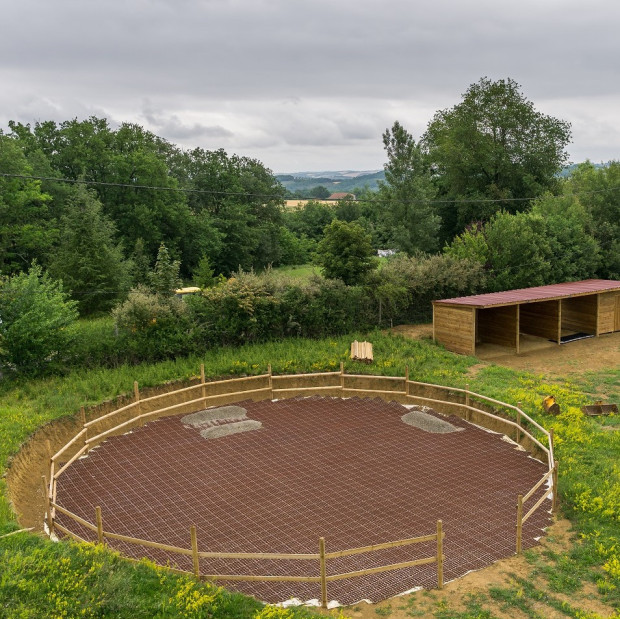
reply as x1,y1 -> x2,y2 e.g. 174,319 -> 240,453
516,403 -> 522,443
436,520 -> 443,590
200,364 -> 207,407
268,364 -> 273,399
191,525 -> 200,578
516,495 -> 523,554
405,365 -> 409,396
549,427 -> 555,456
95,506 -> 104,545
134,381 -> 143,423
465,384 -> 470,420
319,537 -> 328,609
552,460 -> 559,514
340,362 -> 344,394
41,475 -> 53,535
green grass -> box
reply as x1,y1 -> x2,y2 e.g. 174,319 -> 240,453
269,263 -> 322,281
1,327 -> 619,618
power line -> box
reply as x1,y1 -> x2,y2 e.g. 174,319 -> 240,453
2,171 -> 620,207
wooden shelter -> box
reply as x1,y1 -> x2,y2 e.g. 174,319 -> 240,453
433,279 -> 620,356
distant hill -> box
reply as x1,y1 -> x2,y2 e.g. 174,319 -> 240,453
276,170 -> 385,195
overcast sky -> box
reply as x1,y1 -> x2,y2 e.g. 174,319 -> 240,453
2,0 -> 620,172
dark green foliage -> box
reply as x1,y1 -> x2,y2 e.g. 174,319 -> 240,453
0,264 -> 78,375
48,185 -> 132,314
376,121 -> 440,254
314,219 -> 377,285
0,134 -> 56,274
423,77 -> 571,241
370,253 -> 487,324
149,243 -> 182,296
567,161 -> 620,279
283,200 -> 336,241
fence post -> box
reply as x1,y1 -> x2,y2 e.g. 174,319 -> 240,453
436,520 -> 444,590
552,460 -> 559,514
41,475 -> 53,535
516,495 -> 523,554
95,506 -> 104,545
319,537 -> 328,609
405,365 -> 409,396
340,362 -> 344,395
516,402 -> 522,443
268,364 -> 273,399
134,380 -> 143,424
465,384 -> 470,421
200,364 -> 207,408
191,525 -> 200,578
549,427 -> 555,457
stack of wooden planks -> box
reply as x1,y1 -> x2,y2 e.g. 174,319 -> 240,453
351,340 -> 373,363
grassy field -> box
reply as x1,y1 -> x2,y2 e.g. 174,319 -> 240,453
1,330 -> 619,618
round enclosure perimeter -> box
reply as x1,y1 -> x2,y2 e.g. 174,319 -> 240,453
55,397 -> 551,605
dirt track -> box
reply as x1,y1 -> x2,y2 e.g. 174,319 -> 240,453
391,324 -> 620,387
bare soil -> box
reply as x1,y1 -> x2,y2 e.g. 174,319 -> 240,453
391,324 -> 620,380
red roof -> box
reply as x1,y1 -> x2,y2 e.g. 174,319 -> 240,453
434,279 -> 620,308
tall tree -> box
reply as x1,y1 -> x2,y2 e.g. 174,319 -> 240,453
0,134 -> 56,275
423,77 -> 572,241
49,185 -> 131,314
567,161 -> 620,279
314,219 -> 377,285
376,121 -> 440,254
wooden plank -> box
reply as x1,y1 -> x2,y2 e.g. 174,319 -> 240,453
520,300 -> 560,341
326,556 -> 437,582
51,503 -> 99,532
478,305 -> 518,349
561,294 -> 597,333
52,428 -> 87,462
103,531 -> 193,555
84,401 -> 139,429
197,550 -> 318,560
522,468 -> 554,503
325,533 -> 440,559
433,305 -> 475,355
205,574 -> 321,583
53,522 -> 89,543
54,444 -> 89,479
598,292 -> 617,334
523,489 -> 552,524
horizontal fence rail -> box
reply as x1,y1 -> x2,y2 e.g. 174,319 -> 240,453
45,363 -> 556,604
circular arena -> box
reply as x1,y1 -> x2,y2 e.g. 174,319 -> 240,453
47,368 -> 555,607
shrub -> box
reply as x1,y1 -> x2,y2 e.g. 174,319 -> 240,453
0,264 -> 78,375
112,286 -> 191,361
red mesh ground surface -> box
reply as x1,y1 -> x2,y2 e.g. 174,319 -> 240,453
55,397 -> 552,605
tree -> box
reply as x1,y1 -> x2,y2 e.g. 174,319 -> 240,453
149,242 -> 182,295
0,134 -> 56,275
0,263 -> 78,375
49,185 -> 132,314
423,77 -> 572,241
566,161 -> 620,279
376,121 -> 440,254
314,220 -> 377,285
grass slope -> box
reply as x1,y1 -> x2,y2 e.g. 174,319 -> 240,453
1,330 -> 619,618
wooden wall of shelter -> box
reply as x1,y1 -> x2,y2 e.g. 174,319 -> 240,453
433,280 -> 620,356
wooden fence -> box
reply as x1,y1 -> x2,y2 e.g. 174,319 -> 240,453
45,364 -> 556,603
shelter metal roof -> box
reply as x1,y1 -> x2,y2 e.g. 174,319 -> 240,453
434,279 -> 620,308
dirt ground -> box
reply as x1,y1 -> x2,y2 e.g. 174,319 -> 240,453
391,324 -> 620,380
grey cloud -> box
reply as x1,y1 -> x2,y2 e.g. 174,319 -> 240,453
1,0 -> 619,169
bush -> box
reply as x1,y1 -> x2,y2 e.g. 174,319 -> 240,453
112,286 -> 191,361
0,264 -> 78,375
